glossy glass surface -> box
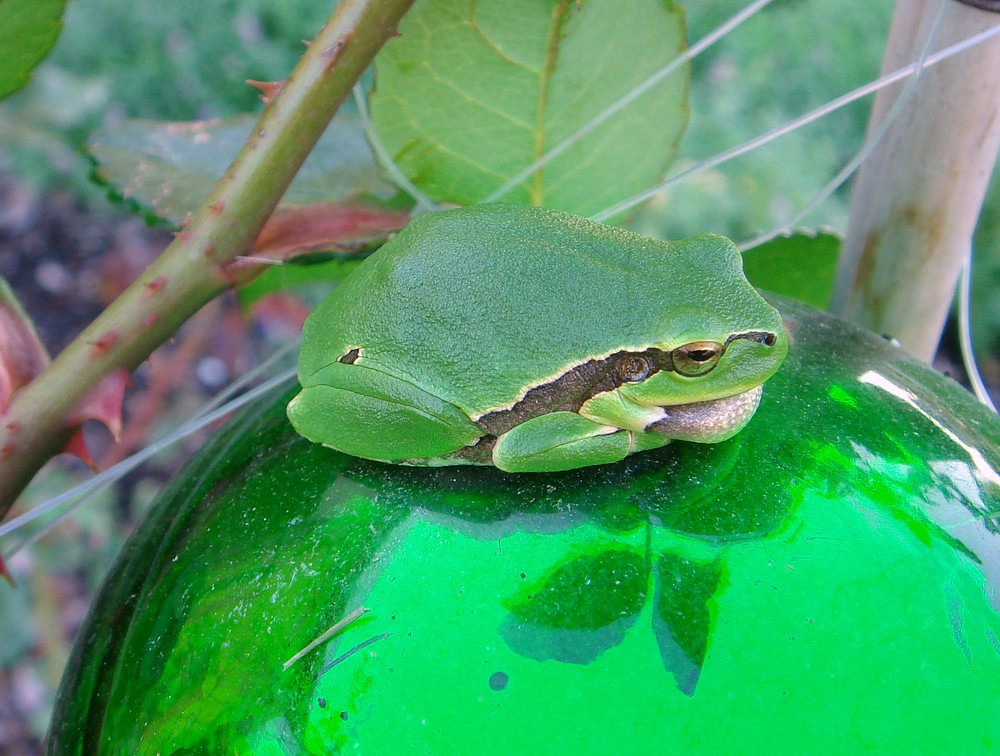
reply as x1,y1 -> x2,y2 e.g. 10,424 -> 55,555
49,299 -> 1000,753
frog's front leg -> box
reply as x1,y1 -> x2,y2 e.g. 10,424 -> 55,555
288,362 -> 482,461
491,411 -> 671,473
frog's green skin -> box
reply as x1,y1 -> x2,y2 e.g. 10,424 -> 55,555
287,204 -> 788,473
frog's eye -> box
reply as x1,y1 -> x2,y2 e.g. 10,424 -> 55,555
672,341 -> 723,377
616,354 -> 652,382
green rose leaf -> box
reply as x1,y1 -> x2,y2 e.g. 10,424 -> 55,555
88,113 -> 402,227
742,231 -> 841,310
371,0 -> 689,216
238,257 -> 362,312
0,0 -> 66,100
89,112 -> 410,299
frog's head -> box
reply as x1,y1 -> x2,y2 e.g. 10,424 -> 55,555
581,234 -> 788,444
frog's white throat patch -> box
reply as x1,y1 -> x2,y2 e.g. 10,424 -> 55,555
644,385 -> 764,443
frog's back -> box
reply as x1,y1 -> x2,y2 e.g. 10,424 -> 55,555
299,204 -> 744,415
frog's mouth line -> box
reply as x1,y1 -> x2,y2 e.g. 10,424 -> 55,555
723,331 -> 778,349
645,385 -> 764,443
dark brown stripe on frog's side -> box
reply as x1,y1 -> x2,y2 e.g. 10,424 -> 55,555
473,329 -> 778,439
475,348 -> 673,437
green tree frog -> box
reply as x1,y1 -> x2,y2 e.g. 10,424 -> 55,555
287,204 -> 788,473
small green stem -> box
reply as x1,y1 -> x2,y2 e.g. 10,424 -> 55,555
0,0 -> 415,514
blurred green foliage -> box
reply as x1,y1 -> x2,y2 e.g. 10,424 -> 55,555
630,0 -> 895,242
0,0 -> 331,199
742,231 -> 840,310
50,0 -> 330,120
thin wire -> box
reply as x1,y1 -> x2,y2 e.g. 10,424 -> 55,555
483,0 -> 779,204
352,83 -> 438,213
592,22 -> 1000,223
3,343 -> 298,551
739,0 -> 950,251
0,368 -> 296,541
958,251 -> 997,412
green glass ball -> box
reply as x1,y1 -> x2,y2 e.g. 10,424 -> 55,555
49,299 -> 1000,753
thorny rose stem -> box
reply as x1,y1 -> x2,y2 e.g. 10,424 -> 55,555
0,0 -> 416,516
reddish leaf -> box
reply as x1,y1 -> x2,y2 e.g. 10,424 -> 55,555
0,553 -> 11,586
63,428 -> 97,470
66,368 -> 129,442
253,202 -> 410,260
0,278 -> 49,413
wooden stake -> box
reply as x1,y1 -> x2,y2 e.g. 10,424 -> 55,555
833,0 -> 1000,361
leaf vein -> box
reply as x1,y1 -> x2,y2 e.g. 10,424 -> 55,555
421,61 -> 536,132
466,0 -> 541,76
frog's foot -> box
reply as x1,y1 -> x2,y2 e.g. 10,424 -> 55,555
492,411 -> 671,473
288,362 -> 481,461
